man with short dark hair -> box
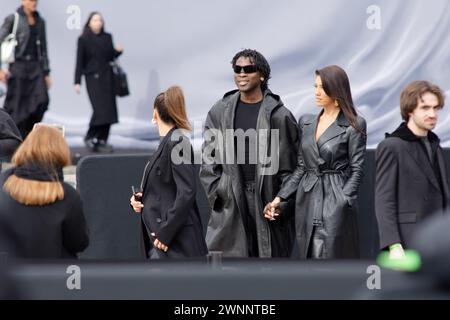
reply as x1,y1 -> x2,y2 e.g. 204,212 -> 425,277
200,49 -> 299,257
375,80 -> 449,259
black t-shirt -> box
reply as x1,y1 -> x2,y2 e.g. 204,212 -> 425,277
420,136 -> 433,163
23,24 -> 39,60
234,100 -> 262,182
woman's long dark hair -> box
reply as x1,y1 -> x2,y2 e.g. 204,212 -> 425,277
315,65 -> 365,135
82,12 -> 104,36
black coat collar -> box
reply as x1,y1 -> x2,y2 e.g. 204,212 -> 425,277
17,6 -> 40,20
140,127 -> 177,190
387,122 -> 440,143
303,109 -> 350,127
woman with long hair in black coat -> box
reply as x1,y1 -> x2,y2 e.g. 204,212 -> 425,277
74,12 -> 123,153
130,86 -> 207,259
265,65 -> 367,259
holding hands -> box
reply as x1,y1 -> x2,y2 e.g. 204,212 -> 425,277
264,196 -> 282,221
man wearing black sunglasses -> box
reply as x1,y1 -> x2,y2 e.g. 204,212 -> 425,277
200,49 -> 299,258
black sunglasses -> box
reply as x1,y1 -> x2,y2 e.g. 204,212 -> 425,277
233,65 -> 258,74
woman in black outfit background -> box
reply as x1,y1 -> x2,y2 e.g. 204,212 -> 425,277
0,0 -> 52,139
74,12 -> 123,153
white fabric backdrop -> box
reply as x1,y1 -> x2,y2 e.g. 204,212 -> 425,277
1,0 -> 449,149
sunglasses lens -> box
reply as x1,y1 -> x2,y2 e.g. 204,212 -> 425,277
233,65 -> 257,74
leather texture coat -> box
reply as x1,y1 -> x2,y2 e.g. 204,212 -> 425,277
278,111 -> 367,258
200,89 -> 299,258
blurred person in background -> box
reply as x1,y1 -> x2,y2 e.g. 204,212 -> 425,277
0,0 -> 52,139
74,12 -> 123,153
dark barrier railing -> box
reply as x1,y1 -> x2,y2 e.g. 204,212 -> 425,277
4,259 -> 425,300
75,150 -> 450,260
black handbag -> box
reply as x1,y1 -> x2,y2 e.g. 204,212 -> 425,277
111,60 -> 130,97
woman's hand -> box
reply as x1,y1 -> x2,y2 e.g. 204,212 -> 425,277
74,84 -> 81,94
116,43 -> 124,53
151,233 -> 168,252
45,75 -> 52,90
264,197 -> 282,220
130,193 -> 144,213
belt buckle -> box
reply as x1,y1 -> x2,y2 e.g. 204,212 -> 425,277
313,219 -> 323,227
315,168 -> 323,177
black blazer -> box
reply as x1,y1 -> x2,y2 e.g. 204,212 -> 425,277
0,169 -> 89,259
375,123 -> 450,250
74,31 -> 121,85
0,7 -> 50,74
139,128 -> 207,258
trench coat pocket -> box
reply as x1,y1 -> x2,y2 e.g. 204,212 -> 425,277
213,174 -> 229,211
398,212 -> 417,224
336,185 -> 352,208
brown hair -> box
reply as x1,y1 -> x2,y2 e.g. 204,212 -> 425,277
400,81 -> 445,121
315,65 -> 365,136
154,86 -> 192,131
3,125 -> 71,206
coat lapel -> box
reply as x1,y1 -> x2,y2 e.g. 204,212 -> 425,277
436,148 -> 450,202
316,111 -> 348,149
405,142 -> 441,191
304,114 -> 321,161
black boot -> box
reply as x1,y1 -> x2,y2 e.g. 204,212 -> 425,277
96,140 -> 113,153
84,137 -> 99,152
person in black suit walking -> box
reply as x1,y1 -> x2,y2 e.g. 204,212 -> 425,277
130,86 -> 207,259
375,81 -> 449,259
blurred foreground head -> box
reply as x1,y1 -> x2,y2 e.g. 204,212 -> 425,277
411,210 -> 450,287
3,124 -> 70,206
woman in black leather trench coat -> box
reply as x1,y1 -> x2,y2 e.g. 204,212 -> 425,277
265,65 -> 367,259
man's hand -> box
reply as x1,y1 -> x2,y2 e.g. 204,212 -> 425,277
389,243 -> 405,259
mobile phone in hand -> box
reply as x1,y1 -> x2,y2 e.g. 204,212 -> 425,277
131,186 -> 143,202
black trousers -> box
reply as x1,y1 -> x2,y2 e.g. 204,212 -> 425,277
85,124 -> 111,142
244,181 -> 259,257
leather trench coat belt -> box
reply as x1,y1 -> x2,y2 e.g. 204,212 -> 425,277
304,168 -> 344,227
